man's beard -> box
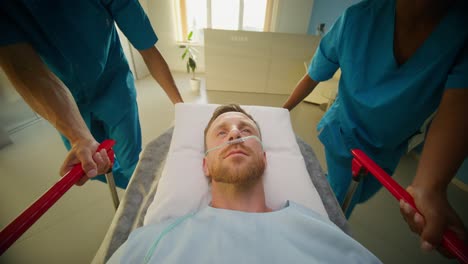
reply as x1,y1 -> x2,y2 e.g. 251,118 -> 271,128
210,146 -> 265,187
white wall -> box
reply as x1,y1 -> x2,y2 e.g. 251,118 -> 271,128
116,26 -> 137,77
117,0 -> 190,79
146,0 -> 206,75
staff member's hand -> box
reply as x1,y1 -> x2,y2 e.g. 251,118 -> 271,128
400,185 -> 466,257
59,138 -> 112,186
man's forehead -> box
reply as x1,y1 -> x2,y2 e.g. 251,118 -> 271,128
211,112 -> 256,129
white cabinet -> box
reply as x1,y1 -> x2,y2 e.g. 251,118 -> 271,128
205,29 -> 320,95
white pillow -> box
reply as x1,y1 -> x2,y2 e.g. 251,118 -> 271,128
144,103 -> 327,225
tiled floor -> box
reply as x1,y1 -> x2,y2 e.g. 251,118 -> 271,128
0,73 -> 466,263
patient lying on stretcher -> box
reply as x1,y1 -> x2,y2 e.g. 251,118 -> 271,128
107,104 -> 381,263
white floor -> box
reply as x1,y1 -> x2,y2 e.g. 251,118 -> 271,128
0,73 -> 466,263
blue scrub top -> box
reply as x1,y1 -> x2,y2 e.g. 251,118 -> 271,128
0,0 -> 158,125
309,0 -> 468,167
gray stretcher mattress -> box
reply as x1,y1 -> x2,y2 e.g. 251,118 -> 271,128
92,127 -> 349,264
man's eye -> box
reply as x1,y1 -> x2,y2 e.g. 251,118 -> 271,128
217,131 -> 227,136
241,128 -> 252,134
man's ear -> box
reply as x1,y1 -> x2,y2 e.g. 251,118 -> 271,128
203,157 -> 210,177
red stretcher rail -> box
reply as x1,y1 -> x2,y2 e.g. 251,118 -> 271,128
351,149 -> 468,264
0,139 -> 116,256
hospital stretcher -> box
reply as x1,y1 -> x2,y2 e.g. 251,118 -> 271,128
1,104 -> 466,263
2,116 -> 344,261
90,126 -> 350,263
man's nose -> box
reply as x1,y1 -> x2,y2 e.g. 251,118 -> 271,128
228,128 -> 241,141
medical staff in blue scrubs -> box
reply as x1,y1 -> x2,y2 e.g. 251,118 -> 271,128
0,0 -> 183,189
283,0 -> 467,255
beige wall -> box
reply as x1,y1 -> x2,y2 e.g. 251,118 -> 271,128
133,0 -> 314,78
0,70 -> 20,103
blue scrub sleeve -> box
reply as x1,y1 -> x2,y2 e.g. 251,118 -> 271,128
445,42 -> 468,89
105,0 -> 158,50
308,12 -> 346,82
0,6 -> 27,46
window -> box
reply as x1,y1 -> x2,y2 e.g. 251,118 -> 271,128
243,0 -> 268,31
180,0 -> 207,42
177,0 -> 273,42
211,0 -> 240,31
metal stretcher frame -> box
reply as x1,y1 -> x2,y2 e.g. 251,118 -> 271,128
342,149 -> 468,264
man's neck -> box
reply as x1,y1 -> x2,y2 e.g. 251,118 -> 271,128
210,180 -> 271,212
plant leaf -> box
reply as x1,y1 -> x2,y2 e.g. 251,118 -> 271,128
187,31 -> 193,41
182,49 -> 188,59
188,57 -> 196,72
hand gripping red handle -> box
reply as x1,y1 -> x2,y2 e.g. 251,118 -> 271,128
0,139 -> 116,255
351,149 -> 468,264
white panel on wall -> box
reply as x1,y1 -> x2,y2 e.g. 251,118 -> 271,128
267,58 -> 308,94
205,30 -> 271,57
270,33 -> 319,59
205,29 -> 319,95
266,32 -> 319,94
206,54 -> 270,92
205,29 -> 272,93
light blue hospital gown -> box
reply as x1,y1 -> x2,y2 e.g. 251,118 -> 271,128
107,201 -> 381,263
309,0 -> 468,215
0,0 -> 158,188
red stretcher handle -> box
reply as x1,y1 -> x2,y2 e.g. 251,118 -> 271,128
0,139 -> 116,256
351,149 -> 468,264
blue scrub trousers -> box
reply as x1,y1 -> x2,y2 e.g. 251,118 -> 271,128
61,102 -> 142,189
325,149 -> 397,218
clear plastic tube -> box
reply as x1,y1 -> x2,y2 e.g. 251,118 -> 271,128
205,135 -> 263,155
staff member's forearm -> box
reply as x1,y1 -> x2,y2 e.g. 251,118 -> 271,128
139,46 -> 183,104
283,74 -> 319,111
0,43 -> 93,144
413,88 -> 468,190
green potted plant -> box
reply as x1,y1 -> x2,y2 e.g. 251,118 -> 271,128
181,31 -> 200,92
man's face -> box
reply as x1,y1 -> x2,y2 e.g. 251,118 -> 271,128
203,112 -> 266,186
